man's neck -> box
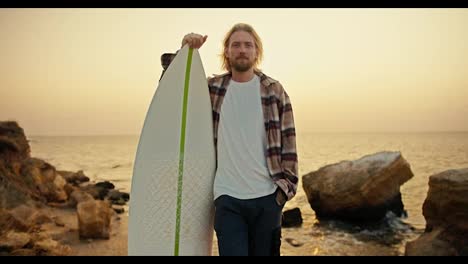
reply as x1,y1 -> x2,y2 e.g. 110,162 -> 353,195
231,69 -> 255,82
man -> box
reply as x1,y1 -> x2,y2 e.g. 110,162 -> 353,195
161,23 -> 298,256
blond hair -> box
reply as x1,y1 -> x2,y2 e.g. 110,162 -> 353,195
221,23 -> 263,72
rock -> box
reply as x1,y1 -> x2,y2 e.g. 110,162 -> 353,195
19,158 -> 68,203
0,121 -> 127,255
302,151 -> 413,222
0,121 -> 30,161
33,237 -> 71,256
1,205 -> 52,233
52,216 -> 65,227
284,237 -> 303,247
405,168 -> 468,256
9,248 -> 36,256
57,170 -> 90,185
423,168 -> 468,233
0,231 -> 31,252
69,190 -> 94,208
112,199 -> 126,206
282,208 -> 303,227
107,189 -> 130,202
53,172 -> 68,202
63,183 -> 76,197
0,122 -> 65,209
0,177 -> 35,210
77,200 -> 112,239
0,208 -> 29,233
81,184 -> 109,200
112,207 -> 125,214
405,228 -> 457,256
95,181 -> 115,190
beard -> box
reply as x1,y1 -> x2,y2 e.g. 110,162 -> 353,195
229,57 -> 254,72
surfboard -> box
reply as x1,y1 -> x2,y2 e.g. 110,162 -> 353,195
128,45 -> 216,256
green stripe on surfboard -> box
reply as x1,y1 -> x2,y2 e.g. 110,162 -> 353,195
174,47 -> 193,256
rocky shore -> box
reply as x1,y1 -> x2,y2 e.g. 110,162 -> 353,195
0,121 -> 129,255
1,120 -> 467,255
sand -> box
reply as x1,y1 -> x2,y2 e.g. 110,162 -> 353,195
46,206 -> 304,256
39,206 -> 128,256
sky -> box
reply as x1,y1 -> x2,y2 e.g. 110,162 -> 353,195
1,8 -> 467,136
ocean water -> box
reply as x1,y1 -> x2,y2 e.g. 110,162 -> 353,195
29,132 -> 468,255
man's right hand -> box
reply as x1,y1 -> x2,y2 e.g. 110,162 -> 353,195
182,33 -> 208,49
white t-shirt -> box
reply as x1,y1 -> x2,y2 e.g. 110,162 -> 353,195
213,75 -> 277,200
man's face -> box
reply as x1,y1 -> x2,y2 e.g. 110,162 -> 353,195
226,31 -> 257,72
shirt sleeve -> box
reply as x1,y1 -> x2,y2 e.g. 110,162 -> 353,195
279,89 -> 299,200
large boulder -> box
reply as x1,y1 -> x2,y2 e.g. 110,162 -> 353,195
0,121 -> 30,162
0,121 -> 68,208
405,168 -> 468,256
302,151 -> 413,221
77,200 -> 112,239
0,121 -> 34,209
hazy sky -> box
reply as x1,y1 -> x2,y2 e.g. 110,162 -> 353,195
1,8 -> 467,136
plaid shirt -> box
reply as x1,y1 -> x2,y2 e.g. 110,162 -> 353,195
161,53 -> 298,200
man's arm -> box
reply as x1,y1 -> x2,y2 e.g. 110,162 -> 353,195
279,89 -> 299,201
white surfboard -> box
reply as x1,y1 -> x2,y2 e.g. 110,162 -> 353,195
128,46 -> 216,256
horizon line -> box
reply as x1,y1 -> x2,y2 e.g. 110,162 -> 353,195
28,130 -> 468,137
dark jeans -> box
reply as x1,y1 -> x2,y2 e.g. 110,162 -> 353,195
214,189 -> 284,256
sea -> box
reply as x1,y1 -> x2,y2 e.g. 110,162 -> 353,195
28,132 -> 468,256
